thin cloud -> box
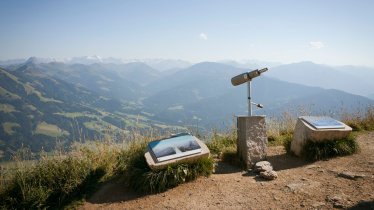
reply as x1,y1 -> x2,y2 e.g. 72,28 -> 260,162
309,41 -> 324,49
199,33 -> 208,40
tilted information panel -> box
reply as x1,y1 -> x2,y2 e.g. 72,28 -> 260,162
301,116 -> 345,130
148,134 -> 202,162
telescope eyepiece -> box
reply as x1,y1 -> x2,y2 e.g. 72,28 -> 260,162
258,68 -> 268,74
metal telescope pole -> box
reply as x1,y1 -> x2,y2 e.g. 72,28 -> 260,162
247,79 -> 252,116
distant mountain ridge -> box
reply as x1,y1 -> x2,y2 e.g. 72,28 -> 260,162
0,62 -> 180,160
0,56 -> 192,72
1,59 -> 373,160
267,61 -> 374,97
142,62 -> 373,128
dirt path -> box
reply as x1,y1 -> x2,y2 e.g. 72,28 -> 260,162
81,132 -> 374,210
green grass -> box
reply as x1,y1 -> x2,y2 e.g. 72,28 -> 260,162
0,135 -> 214,208
2,122 -> 20,135
0,141 -> 123,209
0,157 -> 97,209
267,112 -> 296,147
0,104 -> 16,113
34,122 -> 70,137
268,132 -> 293,147
0,68 -> 19,83
54,112 -> 98,119
0,87 -> 21,100
24,83 -> 63,104
205,129 -> 243,166
301,134 -> 359,161
206,129 -> 236,155
342,107 -> 374,131
25,104 -> 37,111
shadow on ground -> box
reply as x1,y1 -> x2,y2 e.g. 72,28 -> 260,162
214,151 -> 309,174
267,153 -> 309,171
347,200 -> 374,210
214,161 -> 242,174
87,179 -> 144,204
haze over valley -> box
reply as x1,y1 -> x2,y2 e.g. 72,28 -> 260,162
1,0 -> 374,160
1,57 -> 373,160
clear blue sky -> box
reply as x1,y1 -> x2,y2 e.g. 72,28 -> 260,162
0,0 -> 373,66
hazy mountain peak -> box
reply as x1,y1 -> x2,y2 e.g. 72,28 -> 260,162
190,61 -> 234,69
122,58 -> 192,71
25,56 -> 58,64
67,55 -> 103,65
26,56 -> 38,64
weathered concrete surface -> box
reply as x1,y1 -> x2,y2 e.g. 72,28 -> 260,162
237,116 -> 267,169
145,137 -> 210,170
291,117 -> 352,156
253,161 -> 278,180
260,170 -> 278,180
254,161 -> 273,172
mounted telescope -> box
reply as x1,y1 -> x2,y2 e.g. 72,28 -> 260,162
231,68 -> 268,116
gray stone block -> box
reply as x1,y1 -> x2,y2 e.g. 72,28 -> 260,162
291,117 -> 352,156
237,116 -> 268,169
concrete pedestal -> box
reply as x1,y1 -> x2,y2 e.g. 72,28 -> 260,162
237,116 -> 268,169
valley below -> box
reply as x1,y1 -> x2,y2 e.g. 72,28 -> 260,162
1,58 -> 374,160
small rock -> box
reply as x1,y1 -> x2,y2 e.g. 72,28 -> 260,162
327,195 -> 343,202
286,183 -> 305,192
327,194 -> 347,208
306,164 -> 320,169
333,202 -> 345,208
254,161 -> 273,172
312,201 -> 325,208
338,171 -> 366,180
260,170 -> 278,180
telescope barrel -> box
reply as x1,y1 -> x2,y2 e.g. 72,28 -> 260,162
231,67 -> 269,86
231,72 -> 249,86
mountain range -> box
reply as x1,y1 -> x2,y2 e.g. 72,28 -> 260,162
0,57 -> 373,160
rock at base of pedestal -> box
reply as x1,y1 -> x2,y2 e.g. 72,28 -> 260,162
237,116 -> 268,169
252,161 -> 278,180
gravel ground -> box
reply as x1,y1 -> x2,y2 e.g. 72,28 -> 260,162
81,132 -> 374,210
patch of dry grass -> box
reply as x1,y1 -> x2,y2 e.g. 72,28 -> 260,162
342,107 -> 374,131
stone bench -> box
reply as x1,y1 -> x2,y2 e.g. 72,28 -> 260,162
291,116 -> 352,156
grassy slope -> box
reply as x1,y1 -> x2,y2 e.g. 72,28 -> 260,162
1,107 -> 373,209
